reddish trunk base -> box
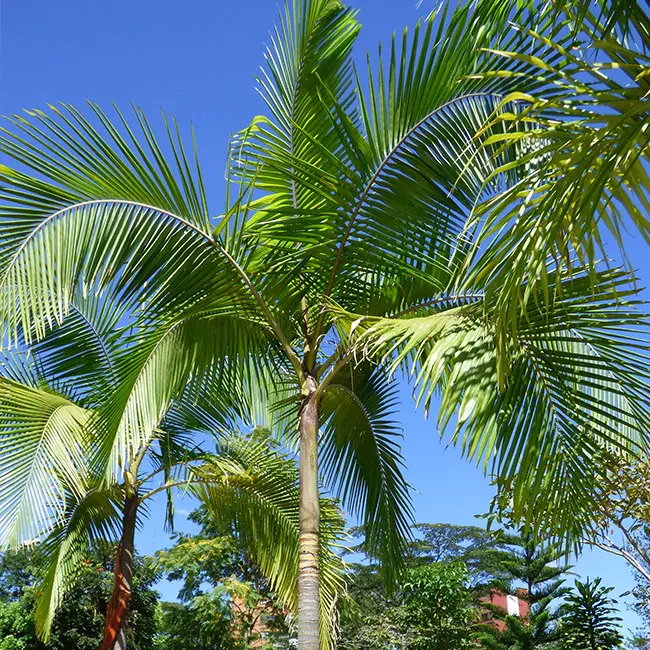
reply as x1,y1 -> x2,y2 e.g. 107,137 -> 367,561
101,545 -> 131,650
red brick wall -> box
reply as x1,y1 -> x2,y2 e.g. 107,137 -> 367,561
479,589 -> 529,631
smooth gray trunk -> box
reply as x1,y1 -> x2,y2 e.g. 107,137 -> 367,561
298,374 -> 321,650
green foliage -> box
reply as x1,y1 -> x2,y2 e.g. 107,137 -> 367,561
339,560 -> 479,650
408,523 -> 511,586
400,563 -> 477,650
630,529 -> 650,631
0,300 -> 348,646
155,506 -> 295,649
458,0 -> 650,349
628,635 -> 650,650
0,600 -> 37,650
153,599 -> 238,650
0,545 -> 159,650
560,578 -> 623,650
475,533 -> 571,650
3,0 -> 650,647
340,523 -> 511,649
338,562 -> 405,650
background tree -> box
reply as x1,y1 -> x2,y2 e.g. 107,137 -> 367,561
0,545 -> 159,650
408,523 -> 510,586
628,634 -> 650,650
399,562 -> 477,650
568,453 -> 650,646
584,455 -> 650,584
155,505 -> 294,648
154,599 -> 235,650
475,533 -> 571,650
560,578 -> 624,650
338,560 -> 407,650
339,523 -> 507,649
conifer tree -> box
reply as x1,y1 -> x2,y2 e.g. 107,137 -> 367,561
561,578 -> 623,650
476,533 -> 571,650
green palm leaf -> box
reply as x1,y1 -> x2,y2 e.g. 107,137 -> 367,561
320,363 -> 412,586
336,267 -> 650,546
462,0 -> 650,343
192,435 -> 347,650
0,378 -> 91,549
34,486 -> 123,640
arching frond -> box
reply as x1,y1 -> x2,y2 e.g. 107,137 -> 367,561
0,198 -> 252,346
335,268 -> 650,547
34,486 -> 123,640
194,435 -> 347,650
0,379 -> 91,548
320,363 -> 412,586
93,312 -> 271,479
0,103 -> 210,230
463,0 -> 650,342
31,288 -> 129,403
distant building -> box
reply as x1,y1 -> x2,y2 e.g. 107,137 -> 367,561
479,589 -> 530,631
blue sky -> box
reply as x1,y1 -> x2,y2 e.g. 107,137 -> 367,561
2,0 -> 648,635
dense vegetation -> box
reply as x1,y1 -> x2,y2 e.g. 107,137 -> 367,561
0,521 -> 634,649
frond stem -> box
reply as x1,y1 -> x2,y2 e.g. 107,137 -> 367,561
315,92 -> 505,340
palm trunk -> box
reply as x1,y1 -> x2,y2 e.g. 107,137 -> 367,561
298,373 -> 320,650
101,491 -> 138,650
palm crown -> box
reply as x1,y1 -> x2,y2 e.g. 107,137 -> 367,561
1,0 -> 650,648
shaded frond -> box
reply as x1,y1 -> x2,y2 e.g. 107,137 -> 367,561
0,379 -> 91,548
320,363 -> 413,586
464,0 -> 650,342
194,435 -> 347,650
34,486 -> 123,640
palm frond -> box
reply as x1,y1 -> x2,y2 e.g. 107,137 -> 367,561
320,0 -> 555,321
0,103 -> 210,230
320,363 -> 413,586
34,486 -> 123,640
193,435 -> 347,650
30,288 -> 129,404
92,312 -> 271,479
227,0 -> 360,309
463,0 -> 650,342
0,104 -> 260,348
0,379 -> 91,548
335,267 -> 650,547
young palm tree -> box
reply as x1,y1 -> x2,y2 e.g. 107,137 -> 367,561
0,293 -> 346,650
1,1 -> 650,648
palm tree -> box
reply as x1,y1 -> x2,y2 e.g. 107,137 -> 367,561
1,1 -> 650,648
0,292 -> 346,650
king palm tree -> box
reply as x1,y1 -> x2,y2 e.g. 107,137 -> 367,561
1,1 -> 650,648
0,291 -> 346,650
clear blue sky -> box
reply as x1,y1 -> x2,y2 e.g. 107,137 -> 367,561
2,0 -> 648,636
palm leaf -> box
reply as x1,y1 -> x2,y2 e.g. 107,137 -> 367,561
34,486 -> 123,640
463,0 -> 650,344
320,362 -> 413,586
0,378 -> 91,549
335,267 -> 650,547
192,435 -> 347,650
0,104 -> 263,349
